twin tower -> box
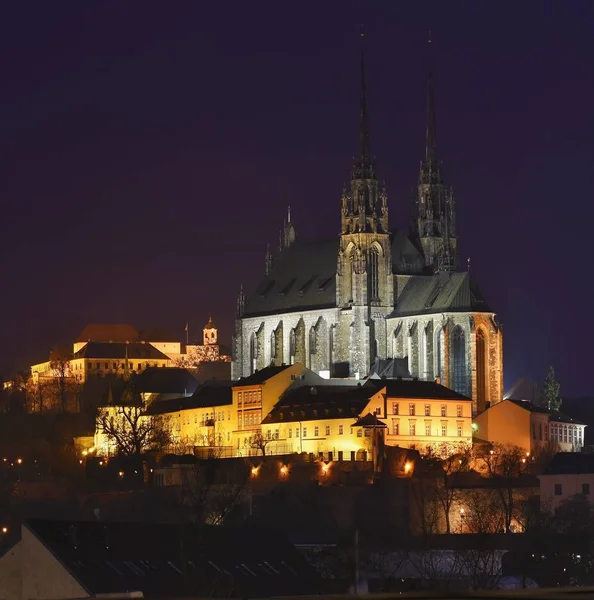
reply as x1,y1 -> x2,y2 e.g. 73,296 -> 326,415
338,33 -> 457,312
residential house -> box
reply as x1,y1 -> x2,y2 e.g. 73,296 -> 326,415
473,399 -> 586,454
538,452 -> 594,512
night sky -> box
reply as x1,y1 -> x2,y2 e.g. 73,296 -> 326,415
0,2 -> 592,396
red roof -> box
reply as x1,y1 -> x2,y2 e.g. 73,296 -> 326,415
76,324 -> 139,344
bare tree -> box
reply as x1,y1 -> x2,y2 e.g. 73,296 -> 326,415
96,390 -> 171,458
178,457 -> 249,525
247,431 -> 274,456
480,443 -> 528,533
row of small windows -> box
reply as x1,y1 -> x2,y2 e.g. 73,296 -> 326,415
392,402 -> 464,418
555,482 -> 590,496
391,420 -> 464,437
83,361 -> 164,371
238,413 -> 262,427
550,423 -> 583,445
237,390 -> 262,405
287,424 -> 344,438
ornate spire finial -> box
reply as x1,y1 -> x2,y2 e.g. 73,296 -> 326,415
358,24 -> 371,170
287,205 -> 291,223
237,284 -> 245,317
425,32 -> 437,165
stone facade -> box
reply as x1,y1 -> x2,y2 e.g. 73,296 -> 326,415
232,50 -> 504,413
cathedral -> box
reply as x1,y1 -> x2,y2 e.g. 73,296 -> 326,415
232,44 -> 503,414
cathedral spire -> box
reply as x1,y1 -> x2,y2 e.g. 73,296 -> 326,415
357,26 -> 372,174
425,33 -> 437,167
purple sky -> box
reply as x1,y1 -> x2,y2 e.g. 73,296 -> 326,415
0,2 -> 592,396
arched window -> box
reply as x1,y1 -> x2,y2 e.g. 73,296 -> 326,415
250,333 -> 257,374
309,327 -> 317,369
270,332 -> 276,361
368,246 -> 380,302
476,329 -> 487,409
436,328 -> 445,381
329,326 -> 335,377
407,331 -> 413,376
451,326 -> 469,397
289,329 -> 296,365
421,325 -> 428,379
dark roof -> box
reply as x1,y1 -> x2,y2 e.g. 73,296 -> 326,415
368,357 -> 410,379
73,342 -> 170,361
76,324 -> 139,343
132,367 -> 199,395
391,271 -> 491,317
508,399 -> 586,425
146,380 -> 233,415
353,412 -> 388,428
234,365 -> 292,386
381,378 -> 472,400
25,519 -> 322,598
244,230 -> 424,317
542,452 -> 594,475
137,327 -> 180,343
262,382 -> 380,424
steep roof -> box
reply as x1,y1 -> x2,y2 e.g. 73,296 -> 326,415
234,365 -> 293,386
145,380 -> 233,415
262,382 -> 379,424
25,519 -> 322,597
392,271 -> 491,317
244,230 -> 424,318
76,324 -> 139,343
73,342 -> 169,361
542,452 -> 594,475
368,357 -> 410,379
382,378 -> 471,401
132,367 -> 199,395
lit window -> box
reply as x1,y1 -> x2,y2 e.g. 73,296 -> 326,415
554,483 -> 562,496
424,404 -> 430,416
303,427 -> 307,437
314,426 -> 319,437
339,425 -> 344,435
364,429 -> 371,437
392,421 -> 399,435
409,404 -> 415,416
357,429 -> 362,438
288,429 -> 292,438
409,423 -> 416,436
441,424 -> 447,436
583,483 -> 590,495
325,425 -> 330,436
425,423 -> 431,436
457,405 -> 463,417
441,405 -> 446,417
457,424 -> 463,437
392,403 -> 399,415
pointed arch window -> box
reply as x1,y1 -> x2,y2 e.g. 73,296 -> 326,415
421,325 -> 428,379
368,246 -> 380,302
476,329 -> 487,410
270,332 -> 276,361
250,333 -> 257,374
289,329 -> 296,365
451,326 -> 469,397
436,328 -> 445,381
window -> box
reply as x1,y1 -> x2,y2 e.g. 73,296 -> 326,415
368,246 -> 380,301
296,427 -> 300,437
105,362 -> 108,369
325,425 -> 330,436
451,326 -> 469,396
424,404 -> 430,416
554,483 -> 562,496
441,424 -> 447,437
238,392 -> 242,404
303,427 -> 307,438
357,429 -> 362,438
457,424 -> 463,437
409,403 -> 415,416
314,426 -> 319,437
392,420 -> 399,435
288,428 -> 292,438
194,414 -> 197,424
364,428 -> 371,437
409,422 -> 416,436
476,328 -> 487,409
583,483 -> 591,495
456,405 -> 463,417
339,424 -> 344,435
425,423 -> 431,436
441,405 -> 446,417
392,403 -> 399,415
238,415 -> 242,427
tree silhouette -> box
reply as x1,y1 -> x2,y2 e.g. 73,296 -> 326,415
543,365 -> 561,411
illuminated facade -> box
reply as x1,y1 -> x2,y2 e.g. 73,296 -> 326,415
232,45 -> 503,414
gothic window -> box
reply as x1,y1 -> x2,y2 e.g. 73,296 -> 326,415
407,331 -> 413,375
270,332 -> 276,360
309,327 -> 317,355
421,325 -> 428,379
289,329 -> 296,365
368,246 -> 380,302
329,326 -> 334,377
250,333 -> 257,374
451,326 -> 469,397
436,328 -> 445,381
476,329 -> 487,409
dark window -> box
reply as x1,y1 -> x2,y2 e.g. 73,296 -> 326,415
554,483 -> 562,496
368,246 -> 380,301
583,483 -> 590,495
476,328 -> 487,409
451,326 -> 469,397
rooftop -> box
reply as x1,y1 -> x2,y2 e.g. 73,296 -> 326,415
76,324 -> 140,344
542,452 -> 594,475
145,380 -> 233,415
73,342 -> 170,361
132,367 -> 199,395
380,378 -> 472,400
508,399 -> 586,425
25,519 -> 322,597
234,365 -> 293,386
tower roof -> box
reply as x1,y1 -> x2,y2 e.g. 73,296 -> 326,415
204,316 -> 216,329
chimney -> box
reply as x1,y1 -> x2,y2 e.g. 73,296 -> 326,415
435,376 -> 441,385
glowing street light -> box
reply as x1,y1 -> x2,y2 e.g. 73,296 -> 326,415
404,461 -> 412,474
118,471 -> 124,478
280,465 -> 288,476
1,527 -> 7,534
16,458 -> 22,465
321,462 -> 329,475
